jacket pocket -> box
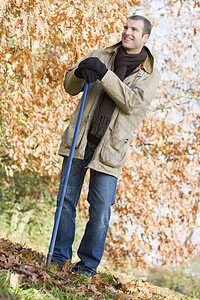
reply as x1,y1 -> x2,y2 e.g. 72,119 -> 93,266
100,125 -> 132,168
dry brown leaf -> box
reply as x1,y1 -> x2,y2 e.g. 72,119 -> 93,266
105,285 -> 118,295
9,273 -> 20,289
117,290 -> 132,300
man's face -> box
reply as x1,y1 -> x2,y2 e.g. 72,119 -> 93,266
121,19 -> 149,54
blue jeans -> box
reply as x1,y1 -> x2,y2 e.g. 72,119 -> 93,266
52,142 -> 117,276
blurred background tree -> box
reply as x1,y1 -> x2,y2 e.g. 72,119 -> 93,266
0,0 -> 199,275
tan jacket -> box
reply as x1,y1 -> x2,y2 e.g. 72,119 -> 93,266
58,42 -> 161,178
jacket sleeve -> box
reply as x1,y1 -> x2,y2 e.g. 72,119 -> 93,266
63,63 -> 85,96
63,50 -> 98,96
99,68 -> 161,114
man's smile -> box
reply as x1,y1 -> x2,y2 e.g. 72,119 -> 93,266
124,37 -> 133,40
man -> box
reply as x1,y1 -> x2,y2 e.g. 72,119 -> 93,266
52,15 -> 160,277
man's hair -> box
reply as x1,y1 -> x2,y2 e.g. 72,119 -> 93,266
129,15 -> 152,36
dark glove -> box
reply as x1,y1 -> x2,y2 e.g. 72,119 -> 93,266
78,57 -> 108,80
81,69 -> 98,83
74,67 -> 98,83
74,66 -> 83,79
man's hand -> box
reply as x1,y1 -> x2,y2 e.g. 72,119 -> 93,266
75,57 -> 108,81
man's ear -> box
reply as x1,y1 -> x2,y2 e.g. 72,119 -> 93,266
143,34 -> 149,44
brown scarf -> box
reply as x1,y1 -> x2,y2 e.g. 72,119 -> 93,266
88,46 -> 147,144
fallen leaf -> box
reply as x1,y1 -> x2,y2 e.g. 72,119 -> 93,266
88,283 -> 98,293
4,255 -> 15,268
61,259 -> 72,273
25,252 -> 35,263
10,272 -> 20,289
117,290 -> 132,300
105,285 -> 117,295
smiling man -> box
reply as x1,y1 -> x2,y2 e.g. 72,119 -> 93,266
122,16 -> 150,54
51,15 -> 160,277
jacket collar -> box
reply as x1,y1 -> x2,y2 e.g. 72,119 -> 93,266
105,41 -> 154,74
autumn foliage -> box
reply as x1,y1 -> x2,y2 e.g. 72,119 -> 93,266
0,0 -> 200,271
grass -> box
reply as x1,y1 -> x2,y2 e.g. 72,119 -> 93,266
147,265 -> 200,299
0,268 -> 116,300
1,260 -> 198,300
1,267 -> 191,300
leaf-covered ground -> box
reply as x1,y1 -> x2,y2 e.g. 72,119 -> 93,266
0,235 -> 193,300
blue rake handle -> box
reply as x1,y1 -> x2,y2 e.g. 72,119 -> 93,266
46,82 -> 89,269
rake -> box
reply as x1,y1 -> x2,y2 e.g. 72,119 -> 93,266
46,82 -> 89,269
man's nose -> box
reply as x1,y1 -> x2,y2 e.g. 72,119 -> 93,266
125,27 -> 132,34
